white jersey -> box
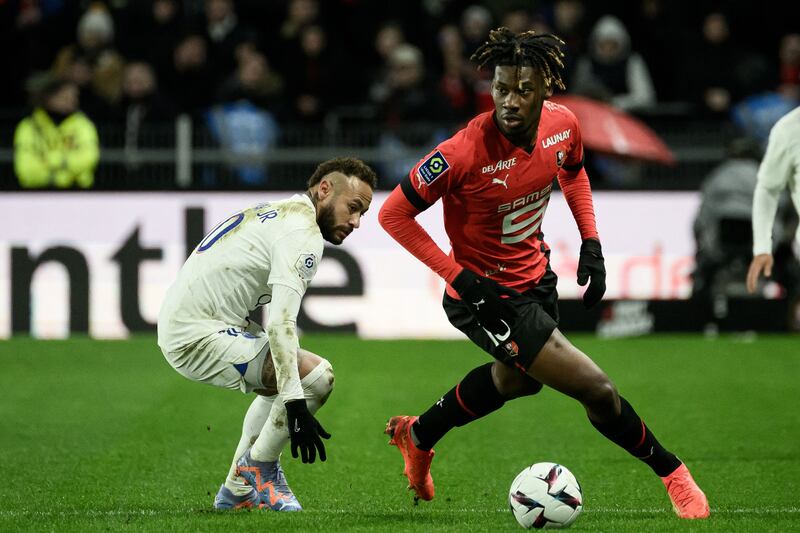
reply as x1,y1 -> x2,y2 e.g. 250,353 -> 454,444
753,107 -> 800,255
158,193 -> 323,353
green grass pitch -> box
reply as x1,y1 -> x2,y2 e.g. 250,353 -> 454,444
1,334 -> 798,532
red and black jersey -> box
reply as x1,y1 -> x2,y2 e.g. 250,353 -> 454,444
379,101 -> 598,295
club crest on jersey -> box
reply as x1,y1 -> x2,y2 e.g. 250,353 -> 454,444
295,253 -> 318,281
416,150 -> 450,186
556,150 -> 565,167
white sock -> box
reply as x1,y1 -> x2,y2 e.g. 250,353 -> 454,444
224,394 -> 275,495
250,359 -> 334,462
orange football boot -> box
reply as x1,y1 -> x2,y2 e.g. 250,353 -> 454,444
385,416 -> 435,501
661,463 -> 710,519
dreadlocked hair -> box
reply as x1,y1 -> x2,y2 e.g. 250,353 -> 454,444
470,27 -> 567,92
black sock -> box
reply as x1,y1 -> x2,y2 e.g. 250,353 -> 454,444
413,363 -> 505,451
590,396 -> 681,477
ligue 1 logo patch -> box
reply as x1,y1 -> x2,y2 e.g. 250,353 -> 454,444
295,253 -> 318,281
556,150 -> 565,168
416,150 -> 450,186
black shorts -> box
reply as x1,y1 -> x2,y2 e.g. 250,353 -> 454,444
443,269 -> 560,372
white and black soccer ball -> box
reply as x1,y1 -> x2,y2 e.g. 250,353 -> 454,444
508,462 -> 583,529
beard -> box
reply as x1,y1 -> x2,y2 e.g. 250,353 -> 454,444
317,202 -> 343,244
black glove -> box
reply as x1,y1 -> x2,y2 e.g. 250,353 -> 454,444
285,399 -> 331,464
577,238 -> 606,309
452,269 -> 520,335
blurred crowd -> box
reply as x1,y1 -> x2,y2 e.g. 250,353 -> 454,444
2,0 -> 799,188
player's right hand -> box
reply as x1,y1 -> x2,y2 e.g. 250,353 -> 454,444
452,269 -> 520,335
746,253 -> 773,294
577,239 -> 606,309
285,399 -> 331,464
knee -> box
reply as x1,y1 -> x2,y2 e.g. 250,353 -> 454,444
492,362 -> 543,399
303,359 -> 335,407
581,378 -> 619,415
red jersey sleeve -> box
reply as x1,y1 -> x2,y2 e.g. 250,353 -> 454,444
556,112 -> 599,241
378,136 -> 470,284
378,186 -> 463,284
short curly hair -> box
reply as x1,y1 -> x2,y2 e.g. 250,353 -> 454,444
307,157 -> 378,189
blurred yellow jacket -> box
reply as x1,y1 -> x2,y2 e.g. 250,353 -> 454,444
13,108 -> 100,188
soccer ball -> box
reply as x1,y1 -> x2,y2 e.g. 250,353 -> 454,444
508,462 -> 583,529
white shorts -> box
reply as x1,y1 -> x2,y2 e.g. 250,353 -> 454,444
161,321 -> 270,394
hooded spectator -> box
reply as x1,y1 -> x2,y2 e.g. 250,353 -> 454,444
52,4 -> 125,115
570,15 -> 656,111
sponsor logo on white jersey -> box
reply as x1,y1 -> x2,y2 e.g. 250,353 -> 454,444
482,157 -> 517,174
541,129 -> 571,149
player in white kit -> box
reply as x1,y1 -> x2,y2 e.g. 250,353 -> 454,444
747,106 -> 800,293
158,157 -> 376,511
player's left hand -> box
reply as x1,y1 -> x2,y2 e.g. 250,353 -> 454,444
452,268 -> 520,335
577,238 -> 606,309
285,399 -> 331,464
746,253 -> 773,293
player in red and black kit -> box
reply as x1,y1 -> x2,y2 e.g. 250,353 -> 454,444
379,28 -> 709,519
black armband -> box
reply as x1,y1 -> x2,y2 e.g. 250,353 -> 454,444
400,177 -> 432,212
562,154 -> 585,172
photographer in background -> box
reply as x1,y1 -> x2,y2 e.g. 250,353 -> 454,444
691,137 -> 762,328
13,76 -> 100,188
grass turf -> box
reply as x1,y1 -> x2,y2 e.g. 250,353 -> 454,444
1,334 -> 798,532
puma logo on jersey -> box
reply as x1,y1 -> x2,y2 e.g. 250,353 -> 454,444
492,174 -> 509,188
541,129 -> 571,148
482,157 -> 517,174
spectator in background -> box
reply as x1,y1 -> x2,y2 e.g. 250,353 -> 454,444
279,0 -> 319,43
2,0 -> 77,108
120,62 -> 175,123
548,0 -> 589,82
14,77 -> 99,188
460,6 -> 497,115
778,33 -> 800,101
117,62 -> 175,176
436,24 -> 476,122
167,33 -> 215,116
570,15 -> 656,112
217,43 -> 286,114
627,0 -> 683,102
684,10 -> 769,117
460,5 -> 493,54
274,0 -> 320,73
196,0 -> 254,92
500,8 -> 533,35
52,4 -> 124,118
121,0 -> 183,85
376,44 -> 444,125
288,25 -> 340,122
368,22 -> 407,105
731,32 -> 800,147
374,43 -> 449,184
